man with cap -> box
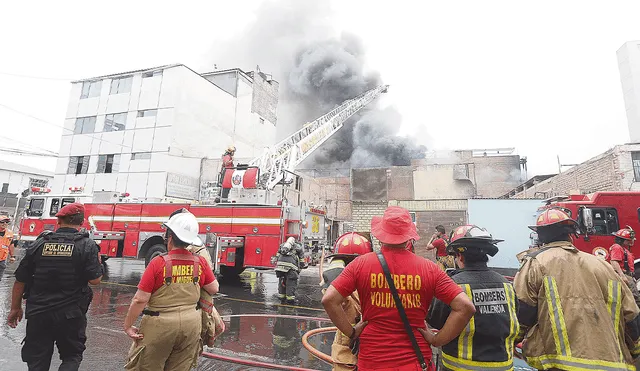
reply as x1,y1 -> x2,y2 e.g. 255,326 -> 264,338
123,210 -> 219,371
428,225 -> 519,371
8,202 -> 103,371
608,226 -> 640,307
0,213 -> 18,280
515,208 -> 640,370
323,206 -> 476,371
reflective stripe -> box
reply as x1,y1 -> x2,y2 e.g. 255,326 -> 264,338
632,340 -> 640,357
276,262 -> 298,270
503,283 -> 519,361
458,284 -> 476,359
442,353 -> 513,371
543,276 -> 571,357
526,354 -> 635,371
607,280 -> 624,362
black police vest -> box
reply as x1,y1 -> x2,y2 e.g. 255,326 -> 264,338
27,231 -> 93,316
440,268 -> 519,370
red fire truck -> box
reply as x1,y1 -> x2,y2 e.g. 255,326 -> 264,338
537,192 -> 640,274
18,85 -> 389,278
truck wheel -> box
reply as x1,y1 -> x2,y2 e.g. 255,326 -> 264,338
145,244 -> 167,267
219,266 -> 245,278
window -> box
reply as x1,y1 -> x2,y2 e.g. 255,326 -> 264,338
74,116 -> 96,134
68,156 -> 89,175
61,198 -> 75,208
110,76 -> 133,95
29,178 -> 48,188
80,80 -> 102,99
137,109 -> 157,117
1,183 -> 8,193
104,112 -> 127,132
590,208 -> 619,235
143,70 -> 163,78
633,152 -> 640,182
27,198 -> 44,217
97,154 -> 120,174
131,152 -> 151,160
50,198 -> 60,217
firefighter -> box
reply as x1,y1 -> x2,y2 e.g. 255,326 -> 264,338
8,203 -> 103,371
428,225 -> 519,371
275,236 -> 304,304
608,226 -> 640,308
123,211 -> 219,371
168,208 -> 225,352
0,214 -> 17,280
427,225 -> 454,271
272,306 -> 301,361
219,145 -> 236,202
515,208 -> 640,370
322,232 -> 372,370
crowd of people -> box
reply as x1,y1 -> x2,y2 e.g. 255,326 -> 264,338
5,201 -> 640,371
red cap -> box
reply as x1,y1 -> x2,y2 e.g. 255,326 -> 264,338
56,203 -> 85,217
371,206 -> 420,245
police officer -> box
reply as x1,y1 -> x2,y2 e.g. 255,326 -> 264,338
608,226 -> 640,307
123,210 -> 219,371
0,214 -> 18,280
7,202 -> 103,371
275,236 -> 304,304
515,209 -> 640,370
428,225 -> 519,371
321,232 -> 372,371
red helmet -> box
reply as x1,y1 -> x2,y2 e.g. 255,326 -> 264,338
447,225 -> 502,257
329,232 -> 373,258
529,209 -> 578,231
613,226 -> 635,240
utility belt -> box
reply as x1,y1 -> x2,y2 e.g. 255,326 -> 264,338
142,306 -> 199,317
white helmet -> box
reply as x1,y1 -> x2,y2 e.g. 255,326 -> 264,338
164,211 -> 203,246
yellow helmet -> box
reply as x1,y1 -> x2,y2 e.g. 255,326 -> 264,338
227,145 -> 236,153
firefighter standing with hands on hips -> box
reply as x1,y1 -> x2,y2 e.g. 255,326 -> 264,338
0,213 -> 17,280
608,226 -> 640,307
515,209 -> 640,370
321,232 -> 373,370
426,225 -> 454,271
8,203 -> 103,371
275,236 -> 304,304
123,210 -> 219,371
428,225 -> 519,371
323,206 -> 475,371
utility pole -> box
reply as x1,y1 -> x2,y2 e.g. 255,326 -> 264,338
557,155 -> 580,174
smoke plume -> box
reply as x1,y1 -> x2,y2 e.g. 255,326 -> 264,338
205,0 -> 425,168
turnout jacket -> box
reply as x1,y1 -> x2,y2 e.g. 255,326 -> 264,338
428,262 -> 519,371
514,241 -> 640,371
275,242 -> 304,273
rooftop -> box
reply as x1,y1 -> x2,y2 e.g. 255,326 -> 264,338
0,159 -> 54,177
500,174 -> 557,199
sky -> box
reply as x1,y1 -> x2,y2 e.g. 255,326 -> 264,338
1,0 -> 639,178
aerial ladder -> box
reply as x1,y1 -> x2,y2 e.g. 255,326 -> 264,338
248,84 -> 389,190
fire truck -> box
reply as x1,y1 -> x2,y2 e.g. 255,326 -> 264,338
537,192 -> 640,275
18,85 -> 389,278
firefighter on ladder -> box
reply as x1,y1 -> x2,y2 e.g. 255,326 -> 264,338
0,214 -> 17,280
123,211 -> 219,370
320,232 -> 373,370
219,145 -> 236,202
608,226 -> 640,308
514,209 -> 640,370
275,237 -> 304,304
428,225 -> 519,371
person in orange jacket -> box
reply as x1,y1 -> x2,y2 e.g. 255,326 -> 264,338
0,214 -> 17,280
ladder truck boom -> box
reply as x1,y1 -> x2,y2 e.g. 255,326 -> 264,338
250,84 -> 389,190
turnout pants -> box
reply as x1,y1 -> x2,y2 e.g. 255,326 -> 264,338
124,308 -> 202,371
331,294 -> 360,371
277,270 -> 298,301
22,306 -> 87,371
625,274 -> 640,308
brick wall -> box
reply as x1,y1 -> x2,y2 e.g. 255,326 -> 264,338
472,155 -> 523,198
352,202 -> 387,249
316,176 -> 352,220
250,71 -> 279,125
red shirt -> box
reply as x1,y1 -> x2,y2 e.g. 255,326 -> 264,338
331,247 -> 462,369
222,154 -> 234,169
609,243 -> 635,274
138,249 -> 216,293
432,238 -> 448,257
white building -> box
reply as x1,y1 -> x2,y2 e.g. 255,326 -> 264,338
0,160 -> 53,195
617,41 -> 640,142
52,64 -> 279,200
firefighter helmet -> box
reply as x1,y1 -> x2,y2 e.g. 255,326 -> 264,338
528,208 -> 578,231
164,211 -> 202,246
227,145 -> 236,153
447,225 -> 502,257
328,232 -> 373,258
613,226 -> 635,241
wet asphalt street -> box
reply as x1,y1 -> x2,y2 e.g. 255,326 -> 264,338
0,255 -> 333,371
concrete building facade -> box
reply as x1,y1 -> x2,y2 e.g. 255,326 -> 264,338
618,41 -> 640,142
0,160 -> 53,223
52,64 -> 278,200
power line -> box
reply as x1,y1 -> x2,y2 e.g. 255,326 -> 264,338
0,148 -> 58,157
0,135 -> 58,155
0,102 -> 133,151
0,71 -> 72,81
